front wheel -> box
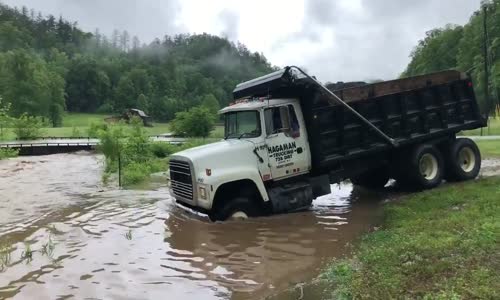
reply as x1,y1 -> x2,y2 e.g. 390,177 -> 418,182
444,138 -> 481,182
208,197 -> 259,221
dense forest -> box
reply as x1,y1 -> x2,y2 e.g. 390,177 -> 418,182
403,0 -> 500,114
2,1 -> 499,129
0,3 -> 274,127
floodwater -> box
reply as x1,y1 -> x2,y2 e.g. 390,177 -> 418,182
0,153 -> 498,300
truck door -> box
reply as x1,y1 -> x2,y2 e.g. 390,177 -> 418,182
264,103 -> 311,180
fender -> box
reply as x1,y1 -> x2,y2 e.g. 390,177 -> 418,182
196,166 -> 269,209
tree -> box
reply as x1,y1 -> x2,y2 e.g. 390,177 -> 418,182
0,2 -> 276,122
201,93 -> 220,114
150,96 -> 183,121
0,49 -> 65,125
66,55 -> 111,112
137,93 -> 150,113
170,106 -> 216,137
94,28 -> 102,48
403,25 -> 464,77
0,96 -> 12,139
132,36 -> 140,51
111,29 -> 120,48
113,68 -> 152,111
0,21 -> 33,51
120,30 -> 130,51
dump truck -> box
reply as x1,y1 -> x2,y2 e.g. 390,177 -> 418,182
168,66 -> 486,221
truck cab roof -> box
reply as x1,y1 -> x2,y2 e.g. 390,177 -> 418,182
219,98 -> 297,114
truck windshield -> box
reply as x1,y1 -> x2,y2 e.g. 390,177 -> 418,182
224,111 -> 261,139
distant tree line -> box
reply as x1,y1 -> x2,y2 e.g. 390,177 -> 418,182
0,3 -> 275,127
403,0 -> 500,114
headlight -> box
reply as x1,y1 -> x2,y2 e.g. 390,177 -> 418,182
199,186 -> 207,199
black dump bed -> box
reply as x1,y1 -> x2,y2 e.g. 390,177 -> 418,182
233,67 -> 486,171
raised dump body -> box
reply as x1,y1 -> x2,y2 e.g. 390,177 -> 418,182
233,68 -> 485,172
304,70 -> 485,170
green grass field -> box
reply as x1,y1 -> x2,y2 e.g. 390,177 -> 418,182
462,117 -> 500,136
476,139 -> 500,157
62,113 -> 108,127
322,176 -> 500,299
0,113 -> 224,140
1,112 -> 497,142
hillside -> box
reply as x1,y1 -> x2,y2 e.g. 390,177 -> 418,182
0,3 -> 275,126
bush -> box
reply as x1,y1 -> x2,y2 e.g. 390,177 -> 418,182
12,114 -> 45,140
97,123 -> 125,172
88,121 -> 108,138
71,126 -> 81,137
0,148 -> 18,160
150,142 -> 177,158
170,106 -> 216,137
98,117 -> 215,186
98,117 -> 160,185
123,159 -> 164,185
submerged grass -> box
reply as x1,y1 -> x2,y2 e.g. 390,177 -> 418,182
20,243 -> 33,263
322,176 -> 500,299
0,245 -> 12,271
98,118 -> 216,187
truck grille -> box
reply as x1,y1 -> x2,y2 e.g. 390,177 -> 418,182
169,159 -> 193,200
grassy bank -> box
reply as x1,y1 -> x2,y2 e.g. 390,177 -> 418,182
323,176 -> 500,299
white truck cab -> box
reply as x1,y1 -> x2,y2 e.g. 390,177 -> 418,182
169,98 -> 314,221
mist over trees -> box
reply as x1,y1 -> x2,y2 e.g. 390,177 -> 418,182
0,3 -> 274,127
403,0 -> 500,113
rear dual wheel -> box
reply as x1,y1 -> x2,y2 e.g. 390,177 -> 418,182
444,138 -> 481,182
397,138 -> 481,190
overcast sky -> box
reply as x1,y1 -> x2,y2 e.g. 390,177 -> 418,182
1,0 -> 482,82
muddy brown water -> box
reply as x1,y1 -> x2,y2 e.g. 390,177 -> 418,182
0,153 -> 498,300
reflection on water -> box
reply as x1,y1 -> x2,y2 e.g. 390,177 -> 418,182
0,152 -> 387,300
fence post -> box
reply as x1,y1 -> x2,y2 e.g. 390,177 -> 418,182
118,151 -> 122,187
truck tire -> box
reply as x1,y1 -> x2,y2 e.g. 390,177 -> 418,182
444,138 -> 481,182
401,144 -> 444,190
350,168 -> 390,189
209,197 -> 259,221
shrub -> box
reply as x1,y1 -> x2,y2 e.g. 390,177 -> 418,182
0,148 -> 18,160
71,126 -> 81,137
98,117 -> 215,186
170,106 -> 216,137
12,114 -> 45,140
88,121 -> 108,138
122,162 -> 150,185
97,123 -> 125,172
123,159 -> 164,185
150,142 -> 177,158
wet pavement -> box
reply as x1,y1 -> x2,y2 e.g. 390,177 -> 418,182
0,152 -> 498,300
